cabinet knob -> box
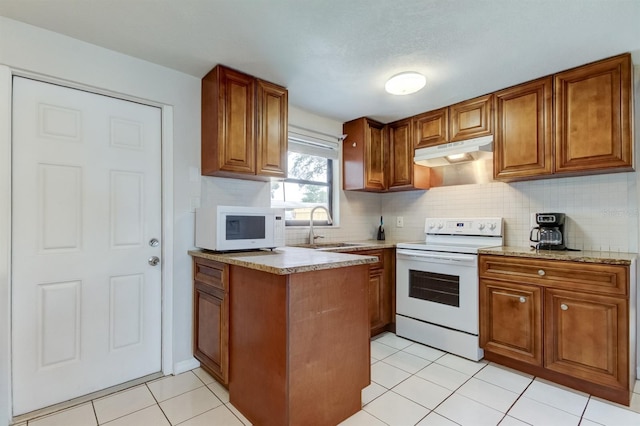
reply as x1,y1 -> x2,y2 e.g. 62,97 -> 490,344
561,304 -> 568,311
519,297 -> 526,303
538,269 -> 545,276
352,142 -> 357,147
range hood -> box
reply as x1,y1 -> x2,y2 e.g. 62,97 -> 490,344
414,135 -> 493,167
414,135 -> 494,187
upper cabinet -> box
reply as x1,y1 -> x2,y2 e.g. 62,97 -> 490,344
201,65 -> 288,180
494,76 -> 553,180
449,94 -> 493,142
343,117 -> 386,191
494,53 -> 633,181
413,107 -> 448,148
554,54 -> 632,174
343,117 -> 432,192
388,118 -> 415,190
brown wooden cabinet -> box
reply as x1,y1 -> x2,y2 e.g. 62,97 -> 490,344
494,54 -> 633,182
347,248 -> 395,336
202,65 -> 287,180
388,118 -> 415,190
343,118 -> 432,192
493,77 -> 553,180
413,107 -> 449,148
343,117 -> 386,191
193,257 -> 229,385
449,94 -> 493,142
480,279 -> 543,366
479,254 -> 631,405
554,54 -> 632,174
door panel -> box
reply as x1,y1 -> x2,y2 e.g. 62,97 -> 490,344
12,77 -> 162,415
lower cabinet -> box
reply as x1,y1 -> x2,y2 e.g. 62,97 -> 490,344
479,254 -> 631,405
193,257 -> 229,385
348,248 -> 395,336
480,280 -> 542,366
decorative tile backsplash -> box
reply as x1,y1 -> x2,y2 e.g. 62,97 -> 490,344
382,172 -> 639,253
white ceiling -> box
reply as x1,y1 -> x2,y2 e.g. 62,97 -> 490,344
1,0 -> 639,123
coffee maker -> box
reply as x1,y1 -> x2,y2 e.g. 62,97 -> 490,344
529,213 -> 566,250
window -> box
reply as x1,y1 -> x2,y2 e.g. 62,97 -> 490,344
271,127 -> 339,226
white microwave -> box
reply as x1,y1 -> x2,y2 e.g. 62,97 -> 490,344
195,206 -> 286,251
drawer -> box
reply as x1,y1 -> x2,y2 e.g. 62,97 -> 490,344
194,257 -> 228,292
348,249 -> 384,269
479,255 -> 628,296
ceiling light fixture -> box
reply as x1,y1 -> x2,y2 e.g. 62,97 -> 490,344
385,72 -> 426,95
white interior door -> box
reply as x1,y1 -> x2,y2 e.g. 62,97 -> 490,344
11,77 -> 162,415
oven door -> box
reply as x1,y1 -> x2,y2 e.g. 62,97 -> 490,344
396,249 -> 479,334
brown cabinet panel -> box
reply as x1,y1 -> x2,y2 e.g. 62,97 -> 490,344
388,119 -> 413,190
202,65 -> 255,176
449,94 -> 493,142
348,248 -> 394,336
413,108 -> 448,148
480,279 -> 543,365
256,79 -> 288,177
554,54 -> 632,174
494,77 -> 553,180
545,288 -> 628,390
343,117 -> 386,191
193,258 -> 229,385
479,255 -> 627,296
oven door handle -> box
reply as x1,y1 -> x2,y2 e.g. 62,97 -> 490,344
396,249 -> 477,263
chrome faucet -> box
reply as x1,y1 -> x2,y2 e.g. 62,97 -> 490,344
309,206 -> 333,244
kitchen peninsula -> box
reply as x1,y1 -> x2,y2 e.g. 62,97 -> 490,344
189,247 -> 378,426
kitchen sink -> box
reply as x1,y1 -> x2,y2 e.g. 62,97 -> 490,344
292,242 -> 368,250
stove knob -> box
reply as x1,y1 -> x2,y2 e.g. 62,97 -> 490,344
488,223 -> 497,230
477,222 -> 485,230
428,222 -> 435,230
437,222 -> 444,229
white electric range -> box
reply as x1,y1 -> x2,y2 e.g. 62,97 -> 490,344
395,217 -> 503,361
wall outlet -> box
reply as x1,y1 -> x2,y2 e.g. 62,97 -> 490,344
396,216 -> 404,228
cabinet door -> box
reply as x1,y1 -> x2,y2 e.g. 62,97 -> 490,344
449,94 -> 493,142
202,65 -> 255,176
364,120 -> 387,191
480,279 -> 543,366
194,283 -> 229,384
368,267 -> 387,334
494,77 -> 553,181
388,119 -> 413,190
413,108 -> 448,148
554,54 -> 632,174
256,79 -> 288,178
544,288 -> 628,390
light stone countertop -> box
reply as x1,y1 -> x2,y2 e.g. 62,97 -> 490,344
479,246 -> 638,265
189,246 -> 379,275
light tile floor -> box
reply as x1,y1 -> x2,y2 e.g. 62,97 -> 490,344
14,332 -> 640,426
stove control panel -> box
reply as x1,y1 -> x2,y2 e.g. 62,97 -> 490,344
425,217 -> 503,237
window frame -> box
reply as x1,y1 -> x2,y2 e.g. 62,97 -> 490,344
280,156 -> 334,227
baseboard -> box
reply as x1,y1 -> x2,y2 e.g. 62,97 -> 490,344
174,357 -> 200,375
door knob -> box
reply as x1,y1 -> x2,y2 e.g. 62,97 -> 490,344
149,238 -> 160,247
148,256 -> 160,266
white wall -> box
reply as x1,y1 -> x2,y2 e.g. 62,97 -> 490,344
0,17 -> 201,424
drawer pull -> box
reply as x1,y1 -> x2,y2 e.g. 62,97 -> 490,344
561,304 -> 568,311
538,269 -> 545,276
519,297 -> 527,303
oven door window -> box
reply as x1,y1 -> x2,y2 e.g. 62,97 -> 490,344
408,269 -> 459,307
